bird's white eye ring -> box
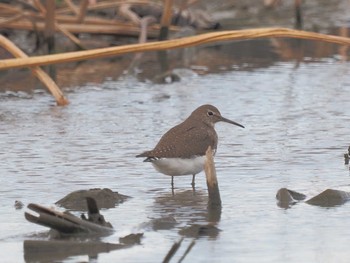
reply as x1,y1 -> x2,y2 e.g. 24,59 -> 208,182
207,111 -> 214,116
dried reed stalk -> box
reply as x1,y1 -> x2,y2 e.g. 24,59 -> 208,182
2,20 -> 153,37
1,28 -> 349,71
0,35 -> 68,106
56,0 -> 152,14
159,0 -> 173,40
0,13 -> 24,26
77,0 -> 89,23
63,0 -> 80,16
35,0 -> 86,50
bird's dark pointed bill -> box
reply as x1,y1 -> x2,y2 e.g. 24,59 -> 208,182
220,116 -> 245,128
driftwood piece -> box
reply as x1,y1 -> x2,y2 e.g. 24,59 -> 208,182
25,198 -> 113,235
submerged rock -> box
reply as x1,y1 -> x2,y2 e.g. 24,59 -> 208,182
55,188 -> 130,210
276,188 -> 350,208
306,189 -> 350,207
276,188 -> 307,208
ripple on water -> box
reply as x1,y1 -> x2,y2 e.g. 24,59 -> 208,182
1,58 -> 350,262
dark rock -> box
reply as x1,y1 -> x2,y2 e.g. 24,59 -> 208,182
276,188 -> 350,208
55,188 -> 130,210
276,188 -> 306,208
306,189 -> 350,207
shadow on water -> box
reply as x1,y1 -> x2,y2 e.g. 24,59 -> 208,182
23,239 -> 124,263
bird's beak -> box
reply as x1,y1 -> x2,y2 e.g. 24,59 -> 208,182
220,116 -> 245,128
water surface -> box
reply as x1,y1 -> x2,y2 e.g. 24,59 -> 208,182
0,38 -> 350,263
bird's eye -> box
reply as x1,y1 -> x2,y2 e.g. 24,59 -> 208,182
207,111 -> 214,116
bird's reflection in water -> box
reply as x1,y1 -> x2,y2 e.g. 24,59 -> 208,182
150,189 -> 222,239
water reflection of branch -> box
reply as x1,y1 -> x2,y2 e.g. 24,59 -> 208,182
162,237 -> 183,263
178,239 -> 196,263
162,238 -> 196,263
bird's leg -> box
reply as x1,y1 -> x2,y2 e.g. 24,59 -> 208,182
171,176 -> 175,195
191,174 -> 196,189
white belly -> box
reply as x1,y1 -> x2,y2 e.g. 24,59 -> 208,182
151,156 -> 206,176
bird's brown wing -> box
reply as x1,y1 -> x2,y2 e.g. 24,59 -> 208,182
137,123 -> 217,159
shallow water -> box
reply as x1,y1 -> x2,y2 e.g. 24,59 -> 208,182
0,37 -> 350,263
